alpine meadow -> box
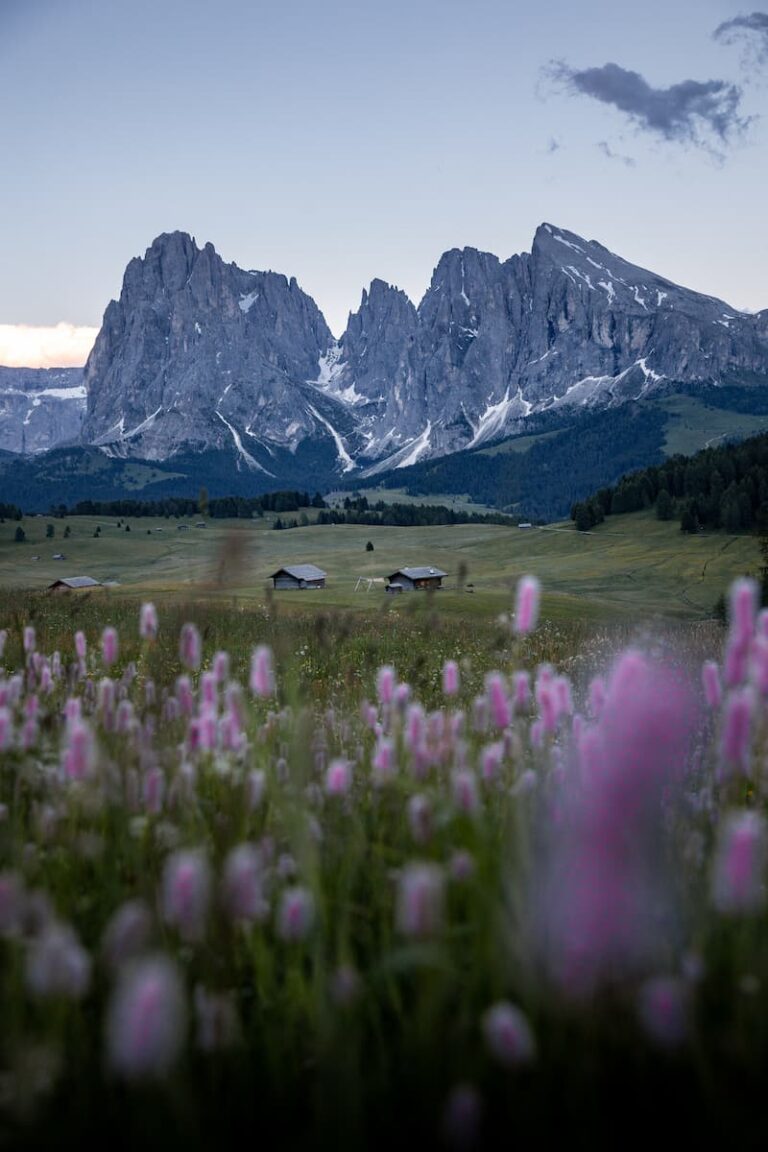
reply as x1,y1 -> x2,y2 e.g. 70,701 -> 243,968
3,1 -> 768,1149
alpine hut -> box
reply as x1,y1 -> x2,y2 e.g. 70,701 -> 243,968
270,564 -> 327,590
386,566 -> 447,592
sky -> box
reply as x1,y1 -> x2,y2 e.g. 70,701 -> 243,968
1,0 -> 767,366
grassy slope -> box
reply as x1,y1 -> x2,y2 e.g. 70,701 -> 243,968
0,510 -> 758,623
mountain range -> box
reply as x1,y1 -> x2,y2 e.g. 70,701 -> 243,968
1,224 -> 767,511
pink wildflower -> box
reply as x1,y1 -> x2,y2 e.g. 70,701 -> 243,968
407,794 -> 432,844
161,849 -> 211,942
139,602 -> 158,640
512,671 -> 531,712
246,769 -> 266,810
325,758 -> 353,797
729,577 -> 758,648
712,810 -> 767,914
637,977 -> 689,1048
250,645 -> 274,698
212,650 -> 230,683
452,769 -> 480,815
276,886 -> 315,942
194,986 -> 240,1052
443,659 -> 460,697
0,708 -> 12,752
701,660 -> 722,709
372,737 -> 397,785
396,862 -> 445,938
101,900 -> 153,970
75,630 -> 87,660
179,622 -> 201,670
482,1002 -> 535,1066
62,719 -> 95,782
23,626 -> 36,654
485,673 -> 510,730
106,956 -> 186,1080
513,575 -> 541,635
720,687 -> 754,776
26,922 -> 91,1000
376,665 -> 396,706
101,626 -> 118,667
222,844 -> 269,923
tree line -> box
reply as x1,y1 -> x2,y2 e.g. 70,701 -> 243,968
570,430 -> 768,535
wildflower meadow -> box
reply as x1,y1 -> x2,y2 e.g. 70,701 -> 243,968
0,579 -> 767,1148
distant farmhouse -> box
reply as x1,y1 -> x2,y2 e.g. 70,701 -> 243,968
48,576 -> 101,593
386,566 -> 447,592
270,564 -> 326,590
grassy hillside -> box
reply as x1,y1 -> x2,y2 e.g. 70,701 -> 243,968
0,509 -> 758,622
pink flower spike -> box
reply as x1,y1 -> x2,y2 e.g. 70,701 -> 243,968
443,659 -> 460,697
372,738 -> 397,785
179,623 -> 201,670
396,862 -> 445,938
75,630 -> 87,660
222,844 -> 268,923
637,977 -> 689,1048
139,602 -> 158,640
62,719 -> 95,782
513,575 -> 541,635
0,708 -> 12,752
23,626 -> 36,654
729,577 -> 758,647
512,671 -> 531,712
376,665 -> 396,706
161,849 -> 211,942
277,886 -> 315,942
325,758 -> 353,797
452,769 -> 480,815
712,810 -> 767,914
212,650 -> 230,683
106,956 -> 186,1080
720,688 -> 754,776
482,1002 -> 535,1066
701,660 -> 722,710
101,626 -> 119,667
485,673 -> 511,730
250,645 -> 275,698
407,794 -> 432,844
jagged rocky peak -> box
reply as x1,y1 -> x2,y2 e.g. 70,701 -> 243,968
81,231 -> 335,463
73,222 -> 768,480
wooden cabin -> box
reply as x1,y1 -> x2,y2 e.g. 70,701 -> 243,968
48,576 -> 100,593
386,566 -> 447,592
270,564 -> 327,590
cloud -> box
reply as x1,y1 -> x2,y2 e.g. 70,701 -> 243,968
597,141 -> 636,167
547,60 -> 750,149
0,323 -> 98,369
714,11 -> 768,65
546,136 -> 561,154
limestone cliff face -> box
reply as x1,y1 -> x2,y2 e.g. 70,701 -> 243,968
78,226 -> 768,477
0,367 -> 85,455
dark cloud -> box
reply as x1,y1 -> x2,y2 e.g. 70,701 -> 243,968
547,60 -> 750,150
597,141 -> 636,167
714,11 -> 768,65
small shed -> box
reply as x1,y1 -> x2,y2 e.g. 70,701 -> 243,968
386,566 -> 447,592
48,576 -> 100,593
270,564 -> 327,590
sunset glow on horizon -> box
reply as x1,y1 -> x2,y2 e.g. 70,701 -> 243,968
0,323 -> 98,370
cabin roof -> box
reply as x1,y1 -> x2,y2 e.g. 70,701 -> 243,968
387,566 -> 447,581
48,576 -> 100,589
270,564 -> 327,580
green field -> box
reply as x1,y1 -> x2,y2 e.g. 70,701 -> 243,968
0,509 -> 758,622
659,394 -> 768,457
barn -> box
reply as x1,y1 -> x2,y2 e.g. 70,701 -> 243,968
386,566 -> 447,592
270,564 -> 327,590
48,576 -> 101,593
